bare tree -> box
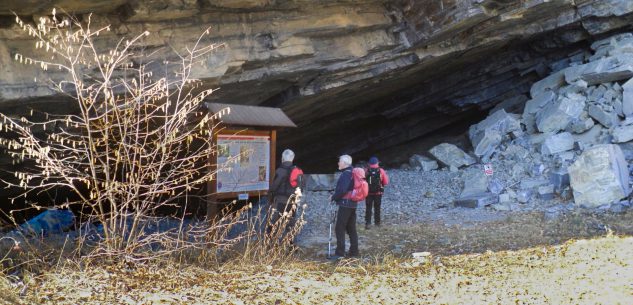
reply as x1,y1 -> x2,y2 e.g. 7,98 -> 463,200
0,10 -> 234,260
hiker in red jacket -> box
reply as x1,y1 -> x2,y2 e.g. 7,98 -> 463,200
365,156 -> 389,229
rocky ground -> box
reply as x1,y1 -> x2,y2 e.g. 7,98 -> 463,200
294,167 -> 633,260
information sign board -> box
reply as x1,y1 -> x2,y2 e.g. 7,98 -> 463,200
216,134 -> 270,193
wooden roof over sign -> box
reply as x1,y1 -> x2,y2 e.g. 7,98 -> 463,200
205,103 -> 296,128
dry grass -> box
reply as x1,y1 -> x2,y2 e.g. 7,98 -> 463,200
1,208 -> 632,304
231,191 -> 307,265
0,234 -> 630,304
0,196 -> 310,304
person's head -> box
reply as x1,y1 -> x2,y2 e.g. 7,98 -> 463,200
281,149 -> 295,162
368,156 -> 379,165
338,154 -> 352,170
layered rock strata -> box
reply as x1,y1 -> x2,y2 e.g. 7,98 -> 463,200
0,1 -> 632,171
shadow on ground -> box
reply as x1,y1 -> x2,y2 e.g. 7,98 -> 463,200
297,209 -> 633,260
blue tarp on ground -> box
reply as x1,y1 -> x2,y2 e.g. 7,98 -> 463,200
19,209 -> 75,236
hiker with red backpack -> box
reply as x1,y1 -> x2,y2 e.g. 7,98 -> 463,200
268,149 -> 303,237
328,154 -> 368,260
365,156 -> 389,229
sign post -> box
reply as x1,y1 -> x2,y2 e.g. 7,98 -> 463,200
207,130 -> 275,221
204,103 -> 295,222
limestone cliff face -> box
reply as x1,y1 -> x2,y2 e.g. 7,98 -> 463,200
1,0 -> 632,169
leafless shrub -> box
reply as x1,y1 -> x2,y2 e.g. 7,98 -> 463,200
0,10 -> 247,261
235,188 -> 307,264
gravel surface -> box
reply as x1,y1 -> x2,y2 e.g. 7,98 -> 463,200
294,166 -> 580,254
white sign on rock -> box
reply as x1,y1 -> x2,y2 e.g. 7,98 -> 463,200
484,163 -> 494,176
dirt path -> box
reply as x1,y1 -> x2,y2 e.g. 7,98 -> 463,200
297,205 -> 633,260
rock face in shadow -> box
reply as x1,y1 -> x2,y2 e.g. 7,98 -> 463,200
0,1 -> 632,171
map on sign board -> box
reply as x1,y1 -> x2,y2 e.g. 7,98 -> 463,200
484,163 -> 494,176
216,134 -> 270,193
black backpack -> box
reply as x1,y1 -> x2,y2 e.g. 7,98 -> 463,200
366,167 -> 382,193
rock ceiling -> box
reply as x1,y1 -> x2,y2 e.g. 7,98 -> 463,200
1,0 -> 632,170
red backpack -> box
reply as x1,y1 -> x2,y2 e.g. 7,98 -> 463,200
289,166 -> 305,189
348,167 -> 369,202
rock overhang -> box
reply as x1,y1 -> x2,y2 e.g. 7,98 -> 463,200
0,0 -> 632,170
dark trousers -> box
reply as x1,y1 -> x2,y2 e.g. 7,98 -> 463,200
365,194 -> 382,225
335,206 -> 358,256
268,195 -> 296,235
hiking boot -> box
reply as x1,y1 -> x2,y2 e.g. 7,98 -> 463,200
327,255 -> 343,261
365,223 -> 370,230
345,251 -> 360,258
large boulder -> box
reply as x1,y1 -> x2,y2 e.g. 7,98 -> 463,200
535,93 -> 585,133
428,143 -> 476,169
589,33 -> 633,59
572,124 -> 608,148
569,113 -> 595,134
611,124 -> 633,143
305,174 -> 336,191
523,91 -> 557,133
564,54 -> 633,86
541,132 -> 574,155
460,170 -> 489,197
469,109 -> 521,158
454,193 -> 498,208
568,144 -> 630,207
530,70 -> 566,98
455,170 -> 499,208
409,154 -> 438,171
587,104 -> 619,128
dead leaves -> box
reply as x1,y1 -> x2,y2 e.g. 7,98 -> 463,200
3,233 -> 633,304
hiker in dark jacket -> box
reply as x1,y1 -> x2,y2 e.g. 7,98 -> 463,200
365,156 -> 389,229
268,149 -> 298,236
329,154 -> 359,259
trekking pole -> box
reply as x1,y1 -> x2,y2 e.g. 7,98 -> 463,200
327,200 -> 337,258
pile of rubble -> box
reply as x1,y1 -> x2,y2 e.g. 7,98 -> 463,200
409,32 -> 633,211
